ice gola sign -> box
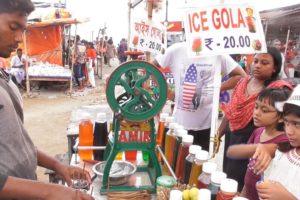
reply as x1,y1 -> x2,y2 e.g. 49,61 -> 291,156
184,4 -> 267,57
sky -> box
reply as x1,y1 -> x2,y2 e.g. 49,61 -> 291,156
31,0 -> 300,45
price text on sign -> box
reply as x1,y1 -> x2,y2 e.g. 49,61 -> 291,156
130,21 -> 166,55
184,4 -> 267,57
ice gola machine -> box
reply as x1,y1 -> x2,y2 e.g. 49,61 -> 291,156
101,61 -> 167,193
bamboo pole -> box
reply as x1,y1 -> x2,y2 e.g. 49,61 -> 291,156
70,24 -> 78,93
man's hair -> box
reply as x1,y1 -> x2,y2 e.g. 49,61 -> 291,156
0,0 -> 35,15
17,48 -> 22,52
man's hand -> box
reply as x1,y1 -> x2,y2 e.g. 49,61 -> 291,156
256,180 -> 297,200
54,163 -> 92,187
45,184 -> 94,200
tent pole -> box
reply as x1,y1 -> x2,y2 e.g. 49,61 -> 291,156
70,24 -> 78,94
23,31 -> 30,95
264,20 -> 268,37
128,0 -> 131,48
284,27 -> 291,57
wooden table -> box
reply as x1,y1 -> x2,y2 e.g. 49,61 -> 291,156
28,75 -> 72,93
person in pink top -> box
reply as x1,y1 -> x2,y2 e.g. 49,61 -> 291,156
227,87 -> 292,199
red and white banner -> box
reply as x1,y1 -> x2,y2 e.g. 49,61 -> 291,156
183,4 -> 267,57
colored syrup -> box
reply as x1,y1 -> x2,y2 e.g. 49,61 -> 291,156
93,121 -> 108,161
216,191 -> 236,200
175,144 -> 190,181
79,119 -> 93,160
183,159 -> 193,184
125,150 -> 137,161
172,136 -> 182,170
189,162 -> 203,187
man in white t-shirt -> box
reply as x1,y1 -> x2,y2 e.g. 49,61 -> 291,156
153,42 -> 246,151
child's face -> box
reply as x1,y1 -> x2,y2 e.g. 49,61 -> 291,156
253,99 -> 279,127
283,114 -> 300,148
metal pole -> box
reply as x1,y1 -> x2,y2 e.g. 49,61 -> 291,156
156,145 -> 177,180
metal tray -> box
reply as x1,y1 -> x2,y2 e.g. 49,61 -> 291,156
92,160 -> 137,185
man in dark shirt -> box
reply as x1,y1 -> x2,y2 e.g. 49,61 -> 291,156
0,1 -> 93,199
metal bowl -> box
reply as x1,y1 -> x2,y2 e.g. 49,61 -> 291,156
92,160 -> 137,185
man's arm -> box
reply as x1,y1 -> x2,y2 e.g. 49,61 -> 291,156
37,149 -> 61,173
0,176 -> 93,199
220,66 -> 246,92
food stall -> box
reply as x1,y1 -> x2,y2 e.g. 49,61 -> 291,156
23,17 -> 87,94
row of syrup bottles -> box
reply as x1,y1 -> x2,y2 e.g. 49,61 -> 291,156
78,112 -> 108,161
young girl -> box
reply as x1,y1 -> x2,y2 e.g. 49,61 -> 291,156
254,85 -> 300,199
219,47 -> 292,191
227,87 -> 292,200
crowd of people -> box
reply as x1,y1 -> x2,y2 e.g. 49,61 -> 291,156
64,35 -> 128,91
153,32 -> 299,200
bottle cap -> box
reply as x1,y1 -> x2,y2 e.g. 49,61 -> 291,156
156,176 -> 176,188
169,190 -> 182,200
233,197 -> 248,200
166,116 -> 175,123
96,112 -> 106,122
189,145 -> 201,154
175,124 -> 184,130
99,104 -> 110,112
81,112 -> 91,120
195,150 -> 209,160
211,171 -> 227,184
168,122 -> 177,130
220,178 -> 238,194
160,113 -> 169,122
198,189 -> 211,200
202,162 -> 217,174
176,129 -> 188,137
182,134 -> 194,144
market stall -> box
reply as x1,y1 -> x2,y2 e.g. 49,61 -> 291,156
23,18 -> 87,94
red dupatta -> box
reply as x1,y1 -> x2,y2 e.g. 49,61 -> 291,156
222,76 -> 293,132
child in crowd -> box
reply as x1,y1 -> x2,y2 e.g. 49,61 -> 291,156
227,87 -> 292,200
228,85 -> 300,199
256,84 -> 300,199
